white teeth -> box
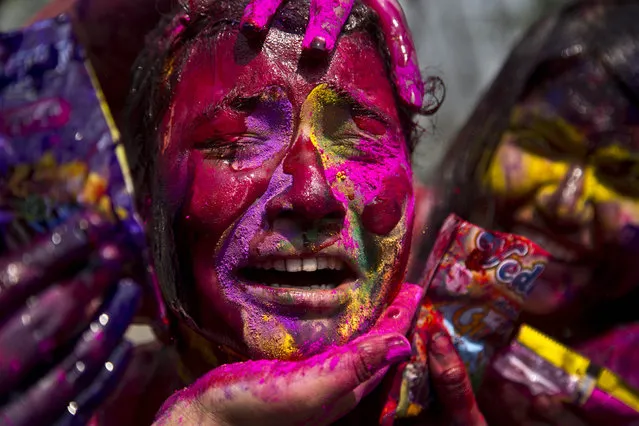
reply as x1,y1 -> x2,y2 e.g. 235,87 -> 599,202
302,258 -> 318,272
255,257 -> 348,273
327,258 -> 336,269
264,283 -> 337,290
286,258 -> 302,272
317,258 -> 328,270
274,260 -> 286,271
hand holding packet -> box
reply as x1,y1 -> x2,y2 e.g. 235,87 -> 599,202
382,214 -> 551,422
0,15 -> 166,325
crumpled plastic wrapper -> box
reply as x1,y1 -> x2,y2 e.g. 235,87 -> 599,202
0,15 -> 166,325
382,214 -> 551,423
493,324 -> 639,425
0,15 -> 136,248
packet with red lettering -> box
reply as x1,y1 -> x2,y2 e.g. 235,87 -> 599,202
381,214 -> 550,423
0,16 -> 166,323
492,324 -> 639,425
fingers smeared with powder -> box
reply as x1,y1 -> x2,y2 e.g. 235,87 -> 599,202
239,0 -> 425,109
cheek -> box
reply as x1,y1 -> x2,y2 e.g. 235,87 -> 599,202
596,199 -> 639,242
361,168 -> 413,235
486,144 -> 529,196
183,152 -> 276,235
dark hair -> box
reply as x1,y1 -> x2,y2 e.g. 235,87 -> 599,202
124,0 -> 438,326
408,0 -> 639,282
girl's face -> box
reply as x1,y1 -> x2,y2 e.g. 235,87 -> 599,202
158,27 -> 414,361
484,61 -> 639,317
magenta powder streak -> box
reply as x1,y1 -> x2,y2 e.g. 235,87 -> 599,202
241,0 -> 285,29
364,0 -> 423,108
583,388 -> 639,424
303,0 -> 354,51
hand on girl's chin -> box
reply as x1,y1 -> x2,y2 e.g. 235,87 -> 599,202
153,283 -> 422,426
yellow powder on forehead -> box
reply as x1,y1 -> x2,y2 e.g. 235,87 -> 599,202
510,105 -> 585,149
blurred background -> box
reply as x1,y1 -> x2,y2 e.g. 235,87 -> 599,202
0,0 -> 570,181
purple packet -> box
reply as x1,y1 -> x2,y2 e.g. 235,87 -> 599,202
0,15 -> 166,326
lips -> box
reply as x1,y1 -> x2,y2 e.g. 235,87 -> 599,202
235,249 -> 361,315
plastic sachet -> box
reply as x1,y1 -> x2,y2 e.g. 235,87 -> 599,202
381,213 -> 550,423
493,324 -> 639,425
0,15 -> 166,324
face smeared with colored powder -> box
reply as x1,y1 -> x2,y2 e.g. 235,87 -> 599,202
483,60 -> 639,316
159,27 -> 414,361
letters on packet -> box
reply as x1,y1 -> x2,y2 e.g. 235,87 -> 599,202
382,213 -> 550,422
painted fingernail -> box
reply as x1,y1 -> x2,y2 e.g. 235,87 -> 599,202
310,36 -> 327,52
405,84 -> 423,109
384,334 -> 412,365
386,307 -> 401,319
241,20 -> 260,34
431,332 -> 452,358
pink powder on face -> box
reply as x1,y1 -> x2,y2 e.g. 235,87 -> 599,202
162,28 -> 414,363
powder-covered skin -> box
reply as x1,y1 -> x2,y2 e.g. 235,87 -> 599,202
302,0 -> 354,52
159,28 -> 414,363
240,0 -> 423,108
483,61 -> 639,330
241,0 -> 284,31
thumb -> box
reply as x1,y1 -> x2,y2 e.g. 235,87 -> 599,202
160,333 -> 412,426
428,322 -> 486,426
297,333 -> 411,404
294,332 -> 412,425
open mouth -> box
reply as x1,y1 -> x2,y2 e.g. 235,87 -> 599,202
238,256 -> 358,290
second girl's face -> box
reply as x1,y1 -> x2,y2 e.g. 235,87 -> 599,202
159,27 -> 414,360
484,61 -> 639,316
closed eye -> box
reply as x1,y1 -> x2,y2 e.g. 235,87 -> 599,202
195,135 -> 270,169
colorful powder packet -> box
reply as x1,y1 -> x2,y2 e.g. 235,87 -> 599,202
381,213 -> 551,423
492,324 -> 639,425
0,16 -> 166,323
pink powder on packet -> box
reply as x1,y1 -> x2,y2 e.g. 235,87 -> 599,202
381,214 -> 551,423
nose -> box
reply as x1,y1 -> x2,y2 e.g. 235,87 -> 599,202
535,164 -> 593,228
265,132 -> 346,225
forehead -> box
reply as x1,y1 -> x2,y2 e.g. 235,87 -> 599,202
170,27 -> 399,121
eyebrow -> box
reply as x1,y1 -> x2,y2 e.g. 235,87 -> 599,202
324,84 -> 393,127
186,92 -> 262,132
186,83 -> 393,132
